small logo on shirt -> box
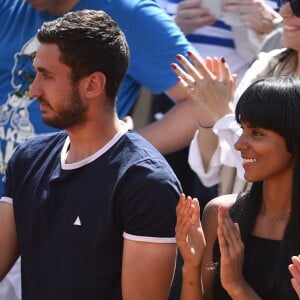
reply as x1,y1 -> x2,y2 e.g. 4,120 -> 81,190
73,216 -> 81,226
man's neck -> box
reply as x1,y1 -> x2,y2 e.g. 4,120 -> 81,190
65,116 -> 125,163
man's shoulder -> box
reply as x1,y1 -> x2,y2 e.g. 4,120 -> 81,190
121,131 -> 164,160
1,0 -> 21,10
84,0 -> 154,17
118,131 -> 179,177
21,131 -> 65,146
14,131 -> 66,158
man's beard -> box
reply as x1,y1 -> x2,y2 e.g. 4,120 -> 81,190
39,86 -> 88,130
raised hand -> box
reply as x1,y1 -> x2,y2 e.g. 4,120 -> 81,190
217,206 -> 248,298
171,50 -> 236,128
175,194 -> 206,268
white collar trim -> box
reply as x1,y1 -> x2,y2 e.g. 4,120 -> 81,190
61,125 -> 128,170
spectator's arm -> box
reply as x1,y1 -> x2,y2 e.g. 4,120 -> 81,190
0,202 -> 19,280
121,239 -> 177,300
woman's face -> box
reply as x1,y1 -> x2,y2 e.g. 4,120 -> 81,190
234,122 -> 294,183
280,2 -> 300,51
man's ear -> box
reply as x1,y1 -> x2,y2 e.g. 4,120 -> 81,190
84,72 -> 106,98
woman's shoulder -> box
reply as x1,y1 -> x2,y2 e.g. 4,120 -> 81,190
204,193 -> 238,214
201,194 -> 238,233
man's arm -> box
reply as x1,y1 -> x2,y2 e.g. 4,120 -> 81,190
0,202 -> 19,280
137,81 -> 198,154
121,239 -> 177,300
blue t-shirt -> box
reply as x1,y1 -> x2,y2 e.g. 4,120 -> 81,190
4,130 -> 182,299
0,0 -> 193,192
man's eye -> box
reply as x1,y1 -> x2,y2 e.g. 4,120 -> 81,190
41,73 -> 52,79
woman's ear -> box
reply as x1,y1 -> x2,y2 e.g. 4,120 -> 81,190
84,72 -> 106,98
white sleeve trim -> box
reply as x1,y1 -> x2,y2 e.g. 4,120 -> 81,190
123,232 -> 176,244
188,130 -> 221,187
214,114 -> 244,179
0,197 -> 13,204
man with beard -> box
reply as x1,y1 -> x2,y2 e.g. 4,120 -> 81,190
1,1 -> 196,298
0,10 -> 181,300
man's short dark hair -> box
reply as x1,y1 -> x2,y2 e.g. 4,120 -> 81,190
37,9 -> 130,103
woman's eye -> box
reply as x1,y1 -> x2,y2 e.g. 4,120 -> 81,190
252,129 -> 263,136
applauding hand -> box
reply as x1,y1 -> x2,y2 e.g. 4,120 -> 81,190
175,194 -> 206,268
171,50 -> 236,128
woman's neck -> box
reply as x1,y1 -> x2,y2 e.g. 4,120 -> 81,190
261,181 -> 291,217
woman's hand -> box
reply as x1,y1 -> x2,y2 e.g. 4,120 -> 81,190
289,255 -> 300,298
175,193 -> 206,268
218,207 -> 249,298
171,50 -> 236,128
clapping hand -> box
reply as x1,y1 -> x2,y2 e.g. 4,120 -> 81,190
218,207 -> 248,298
289,255 -> 300,298
171,50 -> 236,128
175,194 -> 206,268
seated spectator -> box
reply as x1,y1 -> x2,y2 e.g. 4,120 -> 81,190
176,75 -> 300,299
0,10 -> 181,300
0,1 -> 197,298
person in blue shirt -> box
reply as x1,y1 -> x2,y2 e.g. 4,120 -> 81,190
0,10 -> 182,299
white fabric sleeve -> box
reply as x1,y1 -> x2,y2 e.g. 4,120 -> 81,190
188,130 -> 221,187
0,196 -> 13,204
213,115 -> 244,179
188,117 -> 244,185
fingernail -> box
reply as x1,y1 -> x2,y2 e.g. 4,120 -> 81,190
221,57 -> 226,63
187,50 -> 192,57
170,63 -> 177,70
176,54 -> 182,60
